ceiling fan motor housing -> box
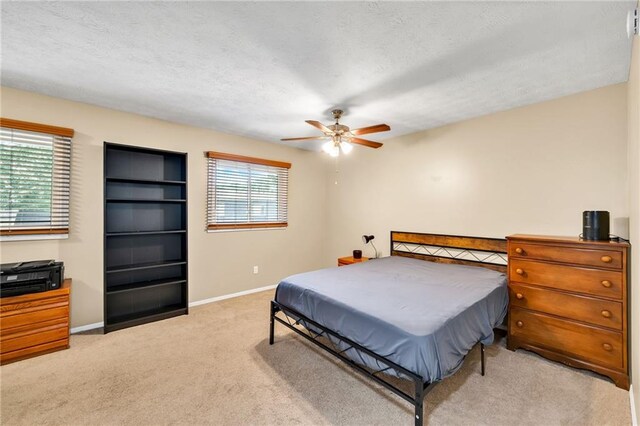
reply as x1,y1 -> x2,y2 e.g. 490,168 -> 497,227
328,124 -> 350,134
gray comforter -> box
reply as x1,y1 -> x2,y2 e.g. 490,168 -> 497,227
275,256 -> 507,382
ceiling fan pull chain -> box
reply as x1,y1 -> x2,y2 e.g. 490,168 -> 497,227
334,156 -> 340,185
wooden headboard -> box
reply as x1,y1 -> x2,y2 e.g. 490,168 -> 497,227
390,231 -> 507,273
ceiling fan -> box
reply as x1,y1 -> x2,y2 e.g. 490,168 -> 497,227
281,109 -> 390,157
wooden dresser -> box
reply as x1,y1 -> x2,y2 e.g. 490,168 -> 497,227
506,235 -> 629,388
0,279 -> 71,364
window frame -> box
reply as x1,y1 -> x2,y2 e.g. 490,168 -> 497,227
206,151 -> 291,232
0,118 -> 74,240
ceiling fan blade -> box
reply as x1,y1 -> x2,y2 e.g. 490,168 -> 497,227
280,136 -> 327,141
305,120 -> 333,134
351,137 -> 383,149
350,124 -> 390,136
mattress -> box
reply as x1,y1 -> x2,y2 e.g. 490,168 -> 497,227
275,256 -> 508,382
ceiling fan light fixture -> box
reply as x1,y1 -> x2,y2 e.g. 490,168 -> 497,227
340,141 -> 353,154
282,109 -> 389,154
322,140 -> 340,157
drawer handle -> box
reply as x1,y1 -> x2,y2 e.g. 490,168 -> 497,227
515,293 -> 524,300
515,268 -> 524,275
516,320 -> 523,328
601,310 -> 612,318
602,343 -> 613,352
515,247 -> 524,255
601,280 -> 612,288
601,255 -> 612,263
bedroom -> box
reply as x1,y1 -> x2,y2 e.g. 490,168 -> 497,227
0,1 -> 639,425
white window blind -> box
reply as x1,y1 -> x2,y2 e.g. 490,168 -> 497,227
0,123 -> 72,237
207,152 -> 290,230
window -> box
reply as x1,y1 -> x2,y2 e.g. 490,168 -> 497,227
0,118 -> 73,238
206,152 -> 290,230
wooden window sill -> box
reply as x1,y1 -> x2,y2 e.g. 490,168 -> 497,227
207,223 -> 288,232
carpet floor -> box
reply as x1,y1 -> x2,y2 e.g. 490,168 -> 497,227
0,289 -> 631,425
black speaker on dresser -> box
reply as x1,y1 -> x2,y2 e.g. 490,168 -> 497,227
582,211 -> 610,241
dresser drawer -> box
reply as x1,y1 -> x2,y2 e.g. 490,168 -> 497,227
509,259 -> 622,299
509,307 -> 623,370
0,339 -> 69,364
509,283 -> 622,330
508,242 -> 622,269
0,305 -> 69,335
0,323 -> 69,354
1,296 -> 69,314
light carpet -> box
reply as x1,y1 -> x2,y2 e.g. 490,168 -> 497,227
0,289 -> 631,425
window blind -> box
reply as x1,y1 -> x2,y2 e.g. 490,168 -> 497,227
0,124 -> 72,236
207,152 -> 290,230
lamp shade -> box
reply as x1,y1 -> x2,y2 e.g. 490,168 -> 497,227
322,141 -> 335,154
362,235 -> 375,244
340,141 -> 353,154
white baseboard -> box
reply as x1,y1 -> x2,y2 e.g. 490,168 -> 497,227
70,284 -> 277,334
632,384 -> 638,426
70,321 -> 104,334
188,284 -> 277,307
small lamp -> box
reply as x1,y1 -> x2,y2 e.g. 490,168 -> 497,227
362,235 -> 378,258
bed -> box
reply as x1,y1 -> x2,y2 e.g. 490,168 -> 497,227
269,231 -> 508,426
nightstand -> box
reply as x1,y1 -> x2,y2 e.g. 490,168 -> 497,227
337,256 -> 369,266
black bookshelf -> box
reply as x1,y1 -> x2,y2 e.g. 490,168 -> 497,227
104,143 -> 188,333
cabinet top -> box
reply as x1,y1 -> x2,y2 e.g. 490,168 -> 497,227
0,278 -> 71,306
507,234 -> 630,247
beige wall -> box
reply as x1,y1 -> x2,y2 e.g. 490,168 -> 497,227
628,29 -> 640,418
324,84 -> 629,264
0,79 -> 632,340
0,86 -> 328,328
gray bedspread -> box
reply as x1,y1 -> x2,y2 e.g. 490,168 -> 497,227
275,256 -> 507,382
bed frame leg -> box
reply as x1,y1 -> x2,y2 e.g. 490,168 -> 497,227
269,301 -> 277,345
414,380 -> 424,426
480,343 -> 485,376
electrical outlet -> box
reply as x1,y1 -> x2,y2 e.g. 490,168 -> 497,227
253,266 -> 259,274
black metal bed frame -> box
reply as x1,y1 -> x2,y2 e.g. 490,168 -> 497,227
269,301 -> 485,426
269,231 -> 506,426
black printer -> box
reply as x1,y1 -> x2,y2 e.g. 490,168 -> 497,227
0,260 -> 64,298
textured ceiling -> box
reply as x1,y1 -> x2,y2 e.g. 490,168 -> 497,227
1,1 -> 636,150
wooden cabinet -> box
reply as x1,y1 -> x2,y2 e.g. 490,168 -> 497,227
337,256 -> 369,266
0,279 -> 71,364
506,235 -> 629,389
